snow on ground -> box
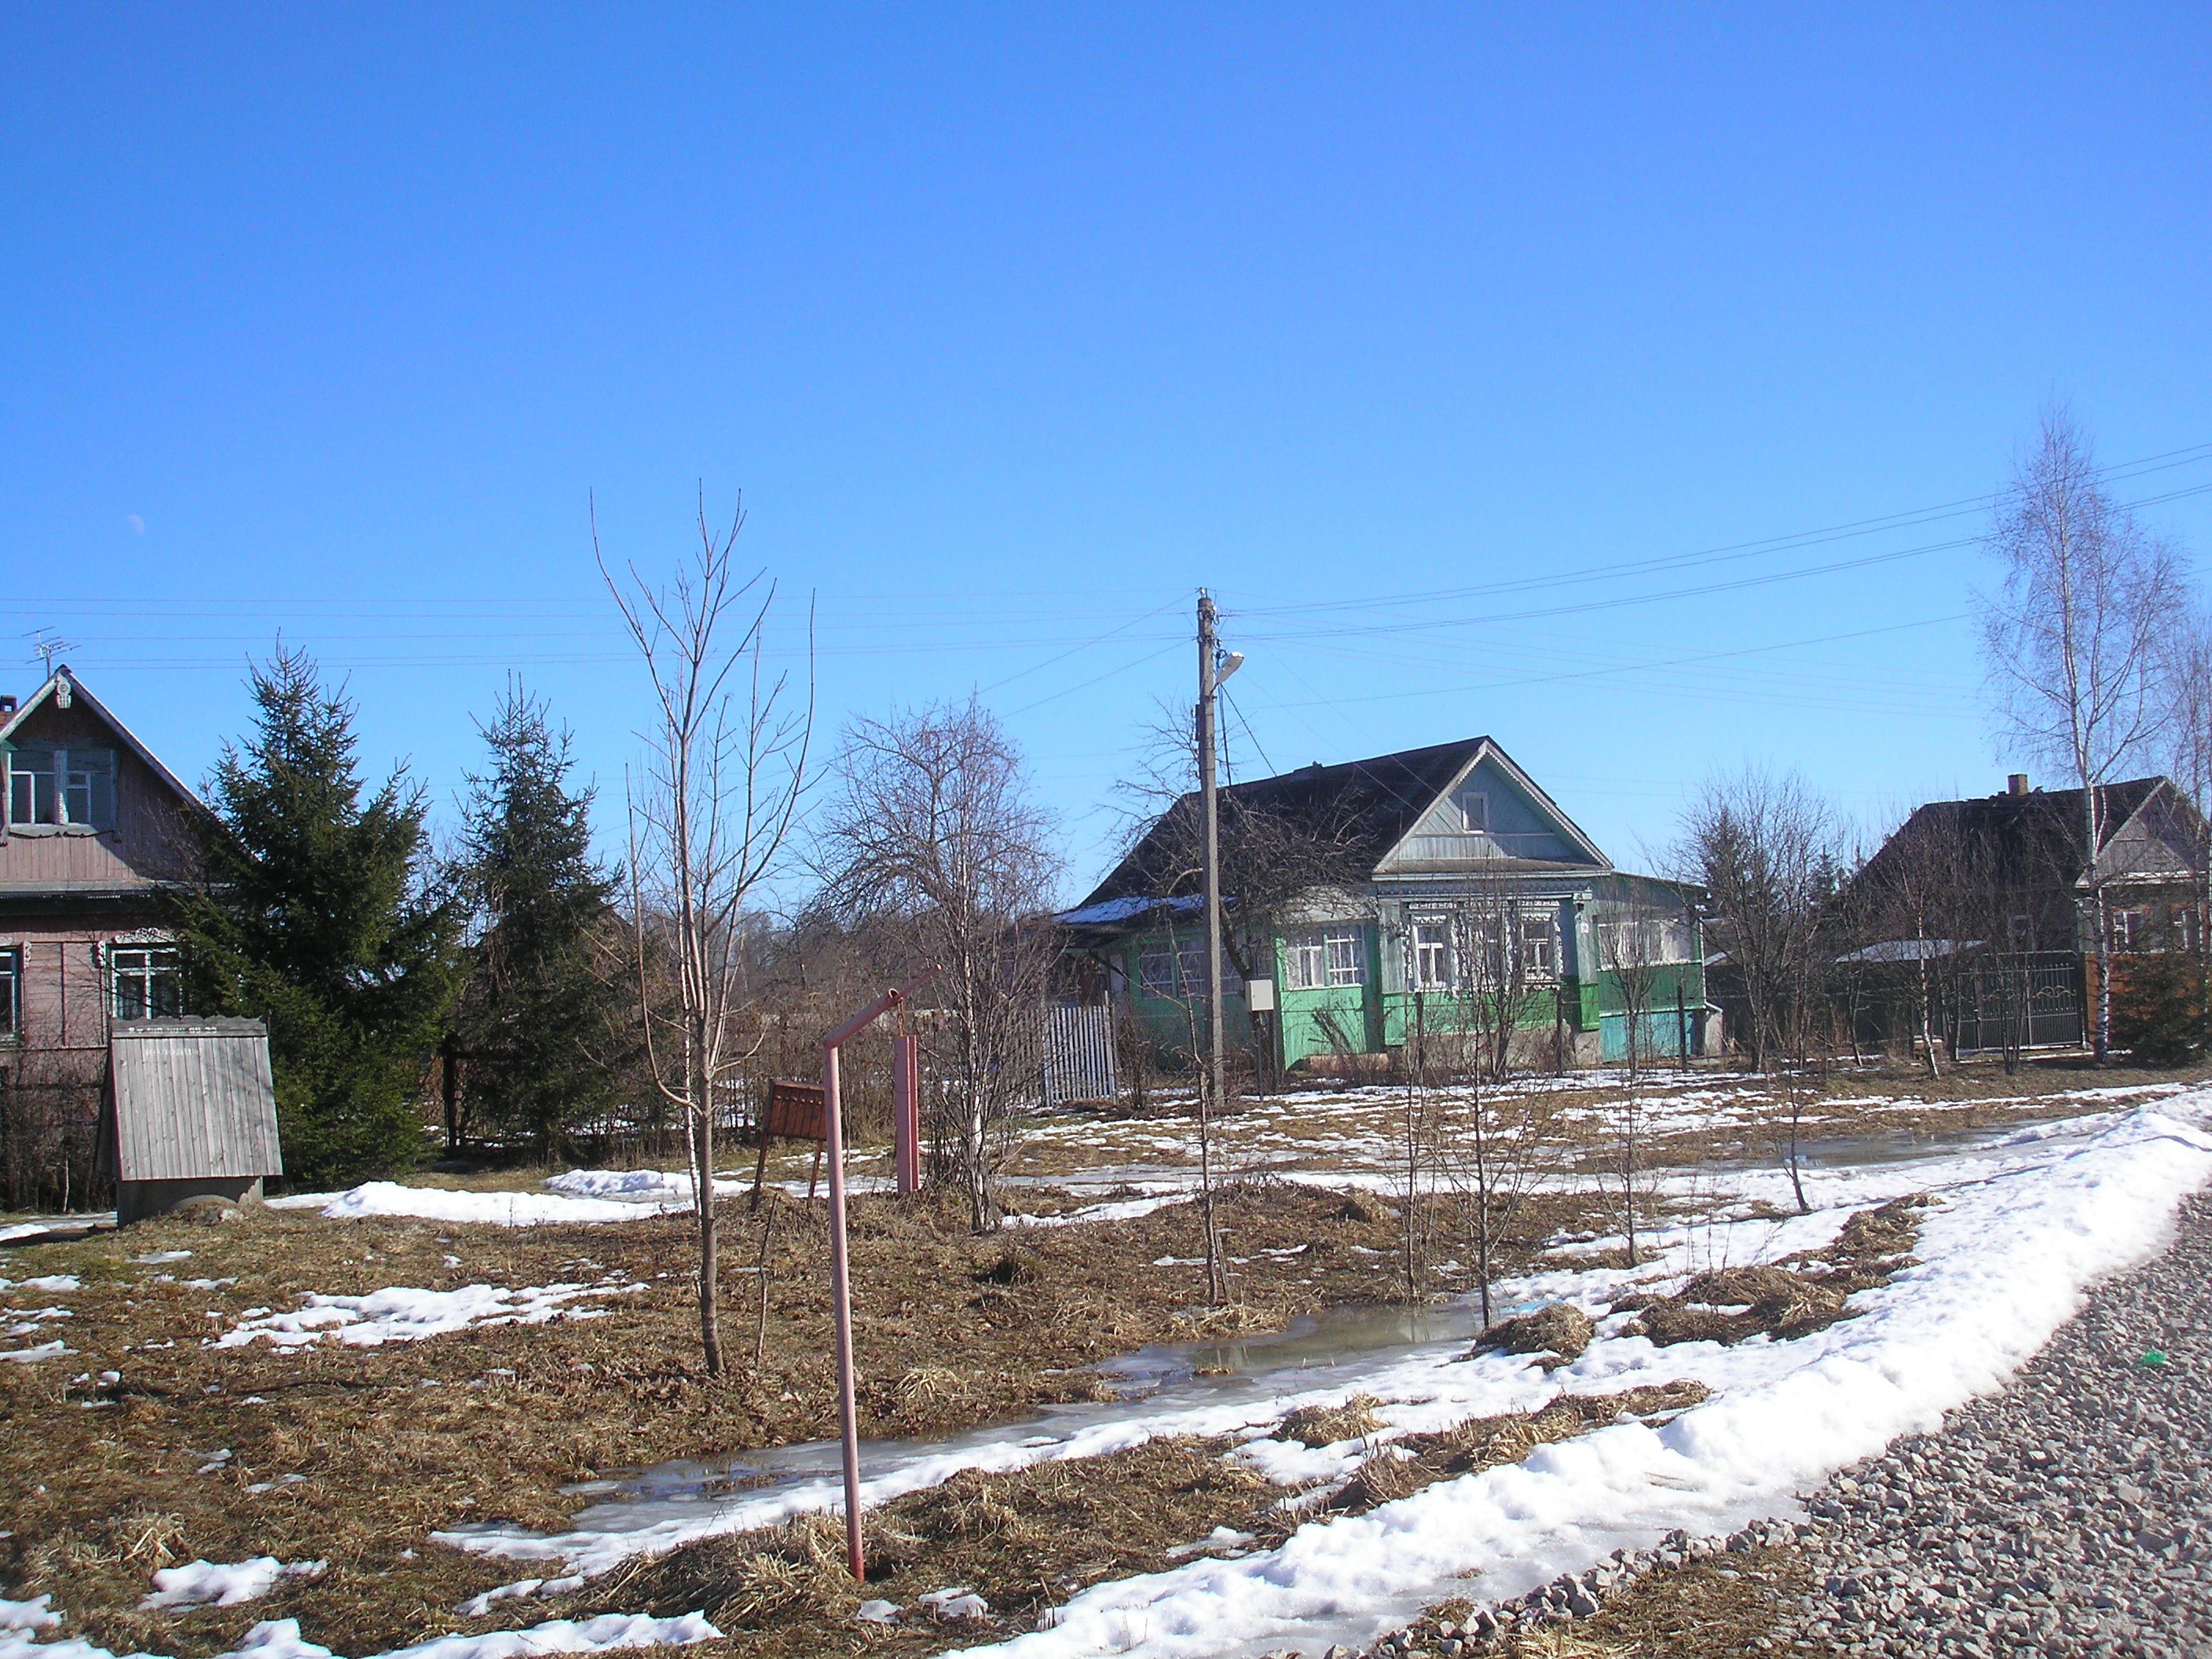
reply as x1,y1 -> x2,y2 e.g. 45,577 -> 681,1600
141,1558 -> 326,1609
948,1099 -> 2212,1659
211,1281 -> 646,1350
0,1609 -> 722,1659
267,1183 -> 690,1227
441,1095 -> 2212,1659
540,1171 -> 742,1203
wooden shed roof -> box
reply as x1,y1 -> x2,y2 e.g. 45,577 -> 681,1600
109,1019 -> 283,1183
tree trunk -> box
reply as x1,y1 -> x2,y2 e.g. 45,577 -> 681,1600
694,1098 -> 723,1374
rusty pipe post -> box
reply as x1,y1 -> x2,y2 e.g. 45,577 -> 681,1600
820,1033 -> 866,1580
819,968 -> 939,1581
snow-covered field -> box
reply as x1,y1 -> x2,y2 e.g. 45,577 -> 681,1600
432,1096 -> 2212,1659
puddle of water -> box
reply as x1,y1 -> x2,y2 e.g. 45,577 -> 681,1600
558,1292 -> 1511,1538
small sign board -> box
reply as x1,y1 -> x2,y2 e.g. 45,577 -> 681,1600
764,1080 -> 828,1143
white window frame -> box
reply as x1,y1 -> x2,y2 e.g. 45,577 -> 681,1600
110,944 -> 184,1021
1138,935 -> 1243,998
1459,791 -> 1488,833
0,946 -> 18,1039
1519,913 -> 1560,980
1411,921 -> 1452,991
1283,929 -> 1328,991
5,746 -> 115,831
1323,925 -> 1366,987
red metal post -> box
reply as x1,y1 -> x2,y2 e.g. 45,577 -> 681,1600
819,969 -> 939,1581
893,1033 -> 920,1196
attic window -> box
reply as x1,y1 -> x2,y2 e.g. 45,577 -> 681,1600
1459,792 -> 1488,833
5,748 -> 115,831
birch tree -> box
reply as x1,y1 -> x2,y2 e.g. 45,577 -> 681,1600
2163,608 -> 2212,1028
600,494 -> 811,1374
1981,412 -> 2184,1061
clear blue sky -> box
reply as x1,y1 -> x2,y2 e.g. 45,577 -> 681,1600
5,6 -> 2209,900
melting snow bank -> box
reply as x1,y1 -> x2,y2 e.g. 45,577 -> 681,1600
0,1610 -> 720,1659
211,1282 -> 646,1349
268,1183 -> 689,1226
949,1102 -> 2212,1659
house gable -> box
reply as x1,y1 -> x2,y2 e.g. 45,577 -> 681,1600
0,669 -> 203,899
1373,741 -> 1610,877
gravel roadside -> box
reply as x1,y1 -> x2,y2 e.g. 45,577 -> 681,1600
1773,1188 -> 2212,1658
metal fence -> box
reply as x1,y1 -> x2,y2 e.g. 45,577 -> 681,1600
1949,951 -> 2084,1055
1002,1002 -> 1121,1110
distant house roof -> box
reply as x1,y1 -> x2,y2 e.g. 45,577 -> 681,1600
1078,735 -> 1607,910
1855,777 -> 2197,899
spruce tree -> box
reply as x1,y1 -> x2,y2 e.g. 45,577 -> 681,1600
173,649 -> 460,1185
450,684 -> 624,1158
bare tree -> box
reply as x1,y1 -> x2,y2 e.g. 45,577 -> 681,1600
2164,607 -> 2212,1028
1110,704 -> 1367,1298
1595,878 -> 1680,1264
1396,873 -> 1562,1320
1679,767 -> 1839,1077
1982,411 -> 2185,1061
817,698 -> 1060,1232
1679,768 -> 1840,1213
600,493 -> 812,1375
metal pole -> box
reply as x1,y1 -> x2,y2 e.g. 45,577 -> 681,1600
820,1035 -> 866,1581
1198,591 -> 1225,1306
818,969 -> 942,1581
893,1032 -> 919,1196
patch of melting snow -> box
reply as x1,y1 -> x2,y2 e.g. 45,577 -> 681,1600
269,1182 -> 694,1227
211,1282 -> 646,1349
921,1588 -> 991,1621
0,1341 -> 67,1364
141,1557 -> 325,1610
0,1605 -> 721,1659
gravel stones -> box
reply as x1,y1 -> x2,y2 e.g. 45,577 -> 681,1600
1774,1188 -> 2212,1657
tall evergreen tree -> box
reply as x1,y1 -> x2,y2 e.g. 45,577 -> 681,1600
450,684 -> 624,1157
173,649 -> 460,1185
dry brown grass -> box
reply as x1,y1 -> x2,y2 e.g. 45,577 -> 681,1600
1277,1391 -> 1384,1448
0,1175 -> 1478,1654
1617,1195 -> 1928,1349
1478,1302 -> 1595,1364
1569,1544 -> 1824,1658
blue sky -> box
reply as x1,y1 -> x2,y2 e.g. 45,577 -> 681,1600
5,6 -> 2209,899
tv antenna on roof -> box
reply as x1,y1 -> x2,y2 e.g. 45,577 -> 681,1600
26,629 -> 75,679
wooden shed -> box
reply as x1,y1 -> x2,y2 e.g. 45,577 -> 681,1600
104,1018 -> 283,1224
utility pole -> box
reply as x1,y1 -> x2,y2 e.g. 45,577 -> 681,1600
1196,591 -> 1242,1306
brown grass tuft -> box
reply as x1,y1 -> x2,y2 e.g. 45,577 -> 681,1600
1276,1392 -> 1383,1448
1478,1302 -> 1595,1364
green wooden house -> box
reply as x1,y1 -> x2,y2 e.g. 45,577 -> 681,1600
1057,737 -> 1709,1074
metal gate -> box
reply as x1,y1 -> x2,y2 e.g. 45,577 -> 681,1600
1035,1002 -> 1117,1108
1950,951 -> 2083,1055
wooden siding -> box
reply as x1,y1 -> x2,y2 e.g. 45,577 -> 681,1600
110,1022 -> 282,1181
0,698 -> 196,892
1375,755 -> 1599,873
